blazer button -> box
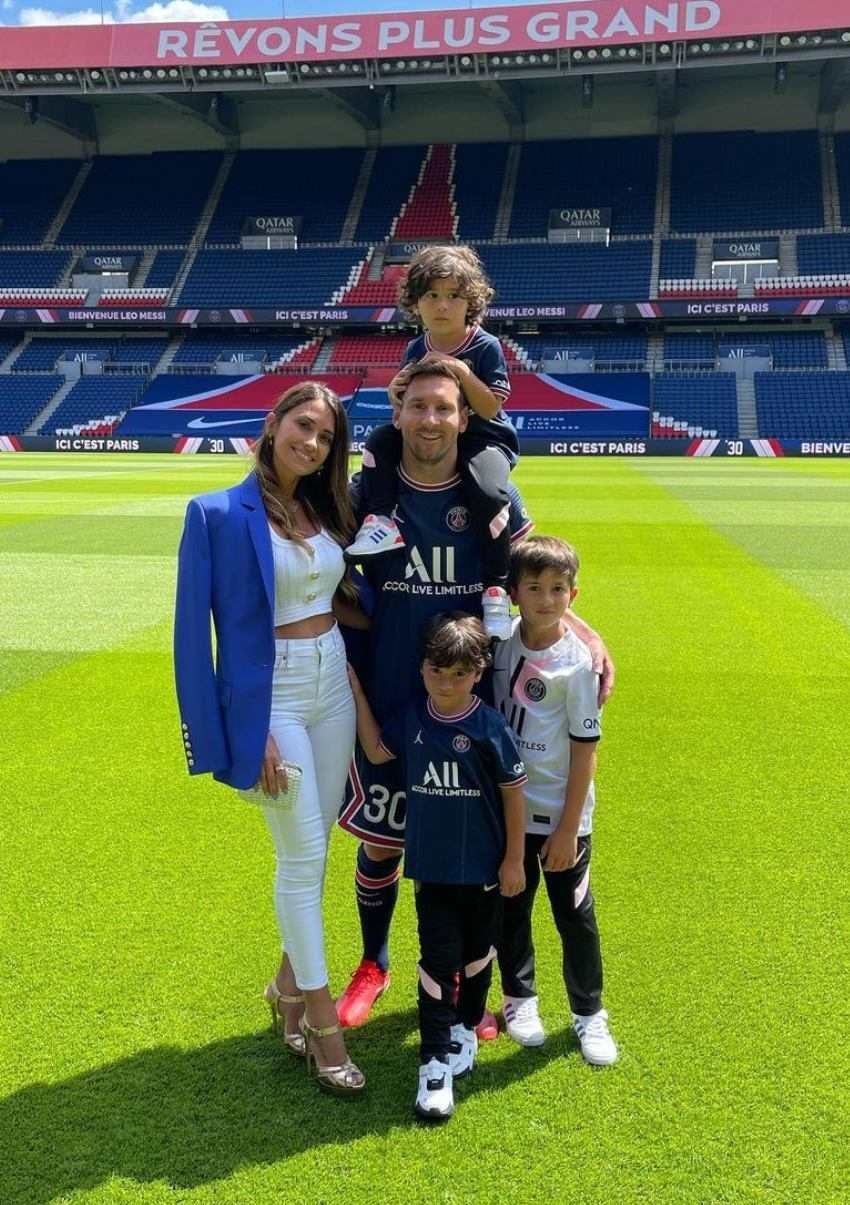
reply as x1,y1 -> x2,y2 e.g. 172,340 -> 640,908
309,570 -> 320,580
187,758 -> 195,767
305,592 -> 316,602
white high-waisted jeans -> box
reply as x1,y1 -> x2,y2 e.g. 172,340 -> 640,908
258,624 -> 355,991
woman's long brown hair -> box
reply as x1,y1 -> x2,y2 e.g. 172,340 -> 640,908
252,381 -> 355,549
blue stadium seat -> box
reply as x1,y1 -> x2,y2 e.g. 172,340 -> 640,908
206,148 -> 364,245
59,152 -> 222,245
755,371 -> 850,438
13,337 -> 166,373
355,146 -> 425,241
663,332 -> 716,363
514,332 -> 647,364
670,131 -> 822,232
145,250 -> 186,289
178,248 -> 362,307
0,375 -> 63,433
653,373 -> 739,436
479,242 -> 652,302
454,143 -> 509,241
510,137 -> 658,237
659,240 -> 697,279
174,333 -> 310,365
0,159 -> 80,246
0,251 -> 71,288
834,133 -> 850,227
40,375 -> 146,434
797,234 -> 850,275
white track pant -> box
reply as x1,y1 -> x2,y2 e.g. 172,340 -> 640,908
258,624 -> 355,991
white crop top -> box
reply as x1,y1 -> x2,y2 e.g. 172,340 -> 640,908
269,524 -> 345,626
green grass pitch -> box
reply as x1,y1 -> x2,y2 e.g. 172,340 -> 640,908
1,452 -> 848,1205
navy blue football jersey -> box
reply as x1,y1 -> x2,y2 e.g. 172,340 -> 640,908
338,469 -> 532,849
404,327 -> 518,463
380,694 -> 527,884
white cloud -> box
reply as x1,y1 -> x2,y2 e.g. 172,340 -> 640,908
2,0 -> 15,11
19,0 -> 228,23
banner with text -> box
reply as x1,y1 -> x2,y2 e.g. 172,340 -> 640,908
2,3 -> 850,71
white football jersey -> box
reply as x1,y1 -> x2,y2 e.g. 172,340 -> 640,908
493,618 -> 601,836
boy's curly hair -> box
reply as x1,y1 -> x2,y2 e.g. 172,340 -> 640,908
398,245 -> 495,325
421,612 -> 492,673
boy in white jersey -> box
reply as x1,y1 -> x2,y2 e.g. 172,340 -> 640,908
492,536 -> 618,1066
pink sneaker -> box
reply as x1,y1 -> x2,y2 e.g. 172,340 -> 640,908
475,1009 -> 499,1041
337,959 -> 390,1028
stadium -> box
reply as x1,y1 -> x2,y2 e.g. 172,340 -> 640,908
1,1 -> 848,1202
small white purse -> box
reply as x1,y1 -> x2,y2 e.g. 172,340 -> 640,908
238,761 -> 303,811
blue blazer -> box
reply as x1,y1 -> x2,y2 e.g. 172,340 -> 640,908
174,472 -> 277,790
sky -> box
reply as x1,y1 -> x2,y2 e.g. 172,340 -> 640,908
3,0 -> 530,29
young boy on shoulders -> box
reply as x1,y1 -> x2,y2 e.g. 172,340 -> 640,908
348,612 -> 527,1121
492,536 -> 618,1066
345,244 -> 519,641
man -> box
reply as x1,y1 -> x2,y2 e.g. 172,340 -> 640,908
337,360 -> 611,1030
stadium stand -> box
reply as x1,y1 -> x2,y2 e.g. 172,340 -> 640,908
13,337 -> 167,372
754,372 -> 850,438
719,332 -> 827,370
0,374 -> 63,433
509,137 -> 658,237
0,159 -> 81,246
393,145 -> 456,239
659,240 -> 698,280
205,148 -> 364,245
327,334 -> 410,366
669,131 -> 822,232
454,143 -> 509,241
796,235 -> 850,276
834,132 -> 850,228
173,333 -> 319,367
40,375 -> 147,435
58,152 -> 222,245
653,373 -> 739,437
177,247 -> 363,306
0,251 -> 71,288
355,146 -> 428,241
513,332 -> 648,366
145,250 -> 186,290
480,243 -> 653,301
663,332 -> 717,364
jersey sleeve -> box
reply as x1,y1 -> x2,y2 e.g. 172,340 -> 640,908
488,713 -> 528,787
507,483 -> 534,542
403,337 -> 421,366
378,709 -> 406,758
477,337 -> 511,402
566,663 -> 602,743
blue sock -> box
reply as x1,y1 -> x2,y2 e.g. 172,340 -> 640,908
355,846 -> 402,972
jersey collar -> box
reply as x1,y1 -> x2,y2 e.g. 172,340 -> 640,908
424,325 -> 479,357
398,465 -> 462,492
426,696 -> 481,723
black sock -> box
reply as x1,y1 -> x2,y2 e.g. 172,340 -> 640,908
355,846 -> 402,972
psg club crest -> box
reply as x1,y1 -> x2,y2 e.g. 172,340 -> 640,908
446,505 -> 470,532
525,677 -> 547,702
452,734 -> 471,753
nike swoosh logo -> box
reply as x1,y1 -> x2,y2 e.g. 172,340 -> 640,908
185,416 -> 262,430
483,882 -> 499,892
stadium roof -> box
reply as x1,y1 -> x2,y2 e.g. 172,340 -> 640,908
0,2 -> 849,146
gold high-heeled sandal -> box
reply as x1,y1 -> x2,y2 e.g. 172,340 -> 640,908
264,981 -> 306,1058
301,1019 -> 366,1097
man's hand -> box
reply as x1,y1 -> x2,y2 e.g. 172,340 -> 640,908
419,350 -> 470,379
541,828 -> 578,873
499,857 -> 526,897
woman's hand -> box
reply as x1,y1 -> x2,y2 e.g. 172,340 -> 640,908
258,732 -> 288,798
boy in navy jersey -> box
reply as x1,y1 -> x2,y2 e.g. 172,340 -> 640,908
345,245 -> 518,642
493,536 -> 618,1066
349,613 -> 527,1121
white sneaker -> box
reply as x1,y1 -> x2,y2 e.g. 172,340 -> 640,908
503,995 -> 546,1047
481,586 -> 512,641
573,1009 -> 618,1066
414,1057 -> 454,1121
447,1024 -> 477,1079
344,514 -> 405,562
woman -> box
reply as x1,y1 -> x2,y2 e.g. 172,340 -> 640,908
174,381 -> 365,1096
